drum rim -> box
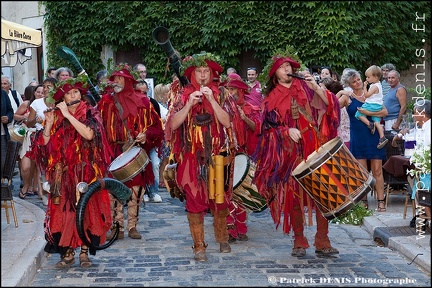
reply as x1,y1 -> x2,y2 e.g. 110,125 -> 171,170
114,156 -> 149,183
9,128 -> 24,142
109,146 -> 143,172
292,137 -> 343,179
232,153 -> 251,190
109,147 -> 149,182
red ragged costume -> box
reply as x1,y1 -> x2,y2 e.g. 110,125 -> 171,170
165,69 -> 238,213
222,73 -> 262,239
97,82 -> 164,188
252,78 -> 339,249
32,100 -> 113,256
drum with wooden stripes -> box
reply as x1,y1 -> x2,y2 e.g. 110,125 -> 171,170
292,137 -> 375,220
232,153 -> 267,212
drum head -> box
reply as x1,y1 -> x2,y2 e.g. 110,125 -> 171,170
109,147 -> 141,171
233,153 -> 249,188
292,137 -> 343,179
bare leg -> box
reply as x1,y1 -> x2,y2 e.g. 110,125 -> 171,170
19,156 -> 32,197
358,115 -> 370,126
370,159 -> 385,211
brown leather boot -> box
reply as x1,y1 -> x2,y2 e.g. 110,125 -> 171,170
128,227 -> 142,239
106,227 -> 124,240
187,212 -> 208,261
213,208 -> 231,253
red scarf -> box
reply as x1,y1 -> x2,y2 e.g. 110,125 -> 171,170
265,79 -> 307,119
115,78 -> 146,120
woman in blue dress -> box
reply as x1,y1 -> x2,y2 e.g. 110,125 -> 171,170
337,69 -> 388,212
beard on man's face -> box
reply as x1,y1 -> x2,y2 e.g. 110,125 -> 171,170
113,85 -> 124,93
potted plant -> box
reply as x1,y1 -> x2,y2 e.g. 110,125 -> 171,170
407,144 -> 431,207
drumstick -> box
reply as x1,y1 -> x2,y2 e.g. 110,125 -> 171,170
123,139 -> 139,154
123,129 -> 147,154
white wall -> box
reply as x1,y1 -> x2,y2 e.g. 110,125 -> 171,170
1,1 -> 45,94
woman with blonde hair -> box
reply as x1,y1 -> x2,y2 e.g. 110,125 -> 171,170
153,83 -> 171,187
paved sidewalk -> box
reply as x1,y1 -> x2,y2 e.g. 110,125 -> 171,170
1,197 -> 46,286
1,182 -> 430,286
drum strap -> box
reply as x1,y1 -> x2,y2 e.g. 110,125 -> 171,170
113,95 -> 133,144
223,154 -> 234,166
296,102 -> 320,137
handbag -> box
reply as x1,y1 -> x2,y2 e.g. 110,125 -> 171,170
8,121 -> 26,143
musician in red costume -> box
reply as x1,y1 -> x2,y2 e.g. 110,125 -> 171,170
97,64 -> 164,240
251,52 -> 340,257
221,73 -> 262,243
34,77 -> 113,268
165,52 -> 238,261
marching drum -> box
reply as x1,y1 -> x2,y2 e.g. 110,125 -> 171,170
108,146 -> 149,183
292,137 -> 375,220
232,153 -> 267,212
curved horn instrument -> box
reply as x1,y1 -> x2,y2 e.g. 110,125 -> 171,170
75,178 -> 132,250
57,46 -> 101,105
152,26 -> 189,87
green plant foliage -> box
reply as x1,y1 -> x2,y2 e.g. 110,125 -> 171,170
257,46 -> 304,86
41,1 -> 431,86
330,203 -> 373,226
181,51 -> 222,76
406,87 -> 431,112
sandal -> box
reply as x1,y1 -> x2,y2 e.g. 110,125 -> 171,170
79,247 -> 92,268
25,188 -> 35,196
376,199 -> 387,212
19,189 -> 27,199
55,248 -> 75,268
315,247 -> 339,255
291,247 -> 306,257
361,199 -> 369,209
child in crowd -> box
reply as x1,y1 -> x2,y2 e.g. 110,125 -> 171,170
355,65 -> 388,149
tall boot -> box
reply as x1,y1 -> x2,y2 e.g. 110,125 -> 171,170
213,208 -> 231,253
314,210 -> 332,249
292,204 -> 310,248
290,204 -> 309,257
187,212 -> 208,261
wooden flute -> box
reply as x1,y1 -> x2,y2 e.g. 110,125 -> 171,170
287,73 -> 308,80
44,100 -> 81,113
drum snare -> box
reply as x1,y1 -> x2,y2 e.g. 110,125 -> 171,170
108,146 -> 149,183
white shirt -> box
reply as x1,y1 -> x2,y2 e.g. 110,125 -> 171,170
30,98 -> 48,131
158,102 -> 168,121
365,82 -> 383,105
7,90 -> 23,130
416,118 -> 431,148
